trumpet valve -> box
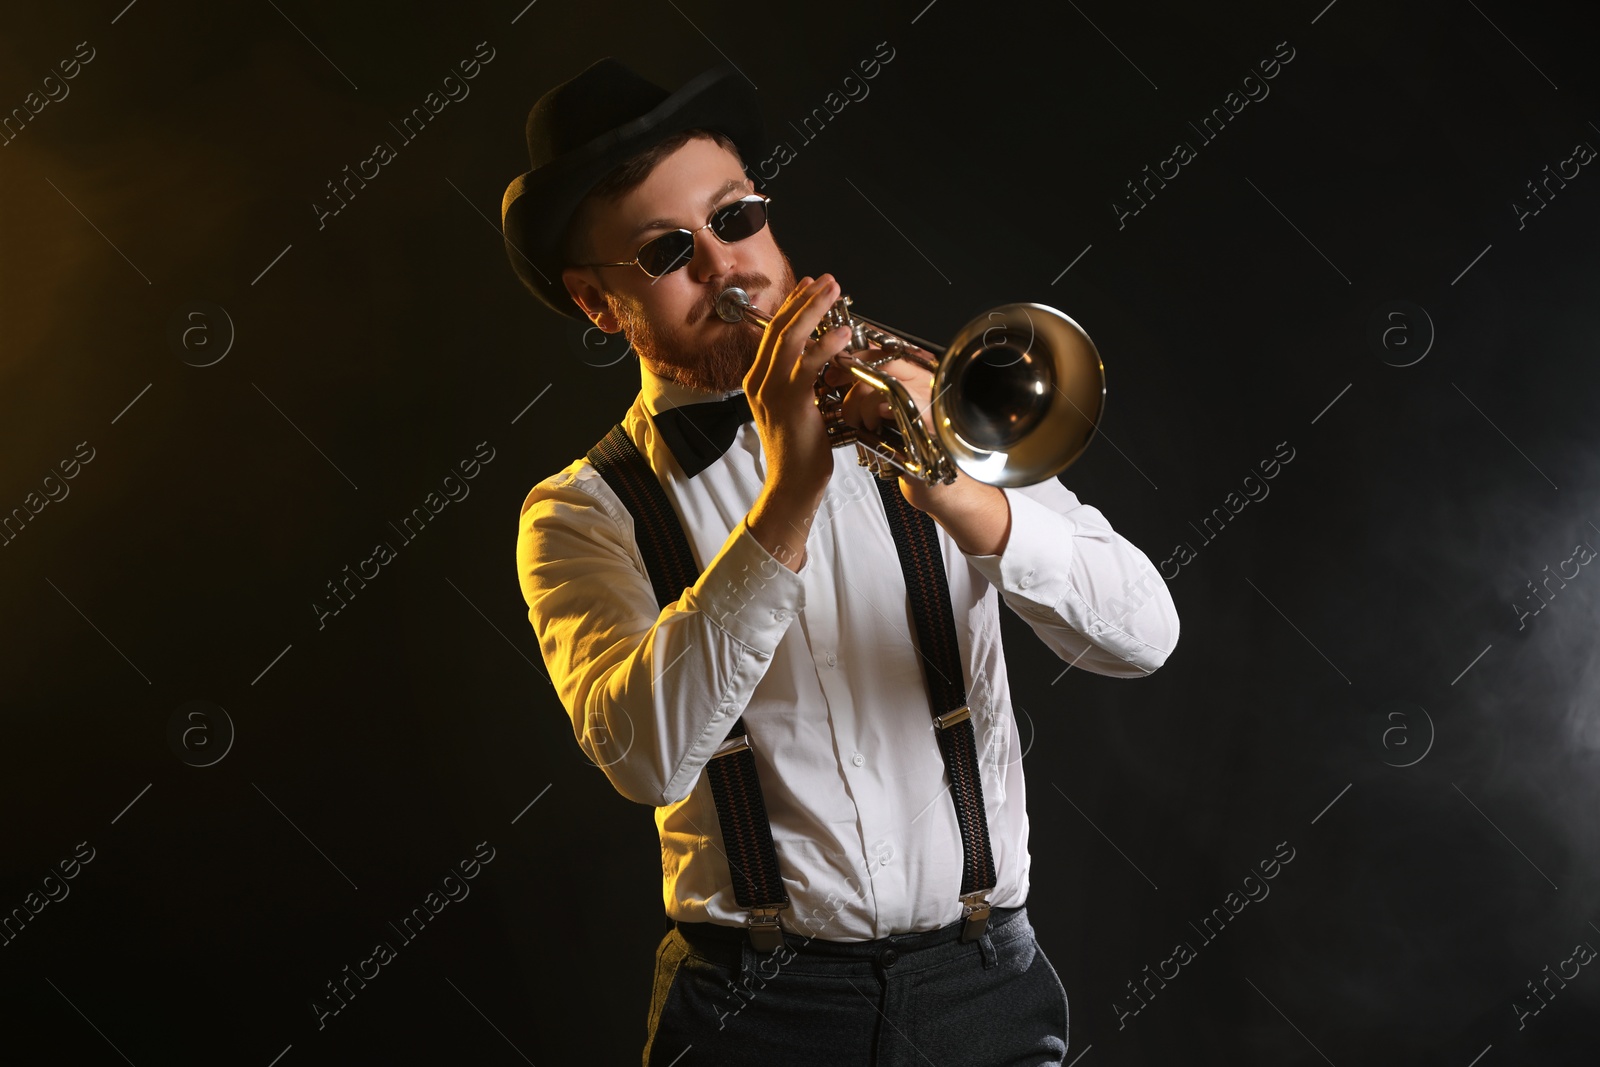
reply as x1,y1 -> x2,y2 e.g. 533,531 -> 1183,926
855,443 -> 892,479
818,296 -> 854,336
821,408 -> 855,442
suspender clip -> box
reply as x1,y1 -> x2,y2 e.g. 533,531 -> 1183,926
959,890 -> 992,943
747,904 -> 788,952
934,705 -> 971,730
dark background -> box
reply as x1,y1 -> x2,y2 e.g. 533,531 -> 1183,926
2,0 -> 1597,1062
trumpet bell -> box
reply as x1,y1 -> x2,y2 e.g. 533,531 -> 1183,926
933,304 -> 1105,487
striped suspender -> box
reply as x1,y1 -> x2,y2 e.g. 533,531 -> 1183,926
588,424 -> 998,949
871,477 -> 997,942
588,426 -> 790,950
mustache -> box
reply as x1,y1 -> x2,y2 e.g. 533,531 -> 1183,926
688,271 -> 775,326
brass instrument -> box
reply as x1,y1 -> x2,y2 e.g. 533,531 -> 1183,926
714,286 -> 1106,487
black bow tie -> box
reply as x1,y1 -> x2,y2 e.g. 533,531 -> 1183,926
651,393 -> 754,477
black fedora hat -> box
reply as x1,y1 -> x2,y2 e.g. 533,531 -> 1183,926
500,58 -> 767,320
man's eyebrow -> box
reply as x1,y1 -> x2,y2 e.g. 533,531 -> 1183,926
627,177 -> 750,241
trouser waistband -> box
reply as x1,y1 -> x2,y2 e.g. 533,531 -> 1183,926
673,904 -> 1027,967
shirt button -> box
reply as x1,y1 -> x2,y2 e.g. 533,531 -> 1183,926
851,752 -> 865,767
825,652 -> 837,668
774,609 -> 790,623
1020,570 -> 1036,589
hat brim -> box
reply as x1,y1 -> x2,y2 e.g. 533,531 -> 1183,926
501,64 -> 768,321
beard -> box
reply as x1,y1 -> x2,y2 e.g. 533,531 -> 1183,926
607,255 -> 797,394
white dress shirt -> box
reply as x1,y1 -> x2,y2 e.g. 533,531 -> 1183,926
516,360 -> 1179,941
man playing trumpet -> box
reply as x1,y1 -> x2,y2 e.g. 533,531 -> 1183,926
505,57 -> 1179,1067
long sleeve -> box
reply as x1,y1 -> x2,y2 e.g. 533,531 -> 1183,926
517,462 -> 804,807
964,479 -> 1179,677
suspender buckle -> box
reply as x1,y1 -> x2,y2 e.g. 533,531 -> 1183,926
711,734 -> 751,759
934,706 -> 971,730
747,905 -> 788,952
958,890 -> 992,943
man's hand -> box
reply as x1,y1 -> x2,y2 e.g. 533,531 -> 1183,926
744,274 -> 854,572
825,347 -> 1013,558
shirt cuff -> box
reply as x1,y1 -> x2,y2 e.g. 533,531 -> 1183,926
964,486 -> 1077,603
681,518 -> 806,654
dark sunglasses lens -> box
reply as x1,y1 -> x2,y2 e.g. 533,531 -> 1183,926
712,198 -> 769,241
637,232 -> 696,277
632,199 -> 768,277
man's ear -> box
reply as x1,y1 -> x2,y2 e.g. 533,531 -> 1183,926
562,266 -> 619,331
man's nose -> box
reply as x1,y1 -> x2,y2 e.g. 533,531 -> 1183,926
689,226 -> 736,282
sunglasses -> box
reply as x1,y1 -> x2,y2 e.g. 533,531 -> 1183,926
584,193 -> 772,279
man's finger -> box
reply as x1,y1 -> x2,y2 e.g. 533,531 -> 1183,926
775,275 -> 840,382
752,275 -> 821,396
797,320 -> 851,383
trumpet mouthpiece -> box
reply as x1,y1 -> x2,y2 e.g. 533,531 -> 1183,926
715,287 -> 752,324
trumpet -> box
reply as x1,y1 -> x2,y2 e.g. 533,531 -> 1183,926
714,286 -> 1106,487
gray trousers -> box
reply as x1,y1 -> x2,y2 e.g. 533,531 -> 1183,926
643,905 -> 1071,1066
